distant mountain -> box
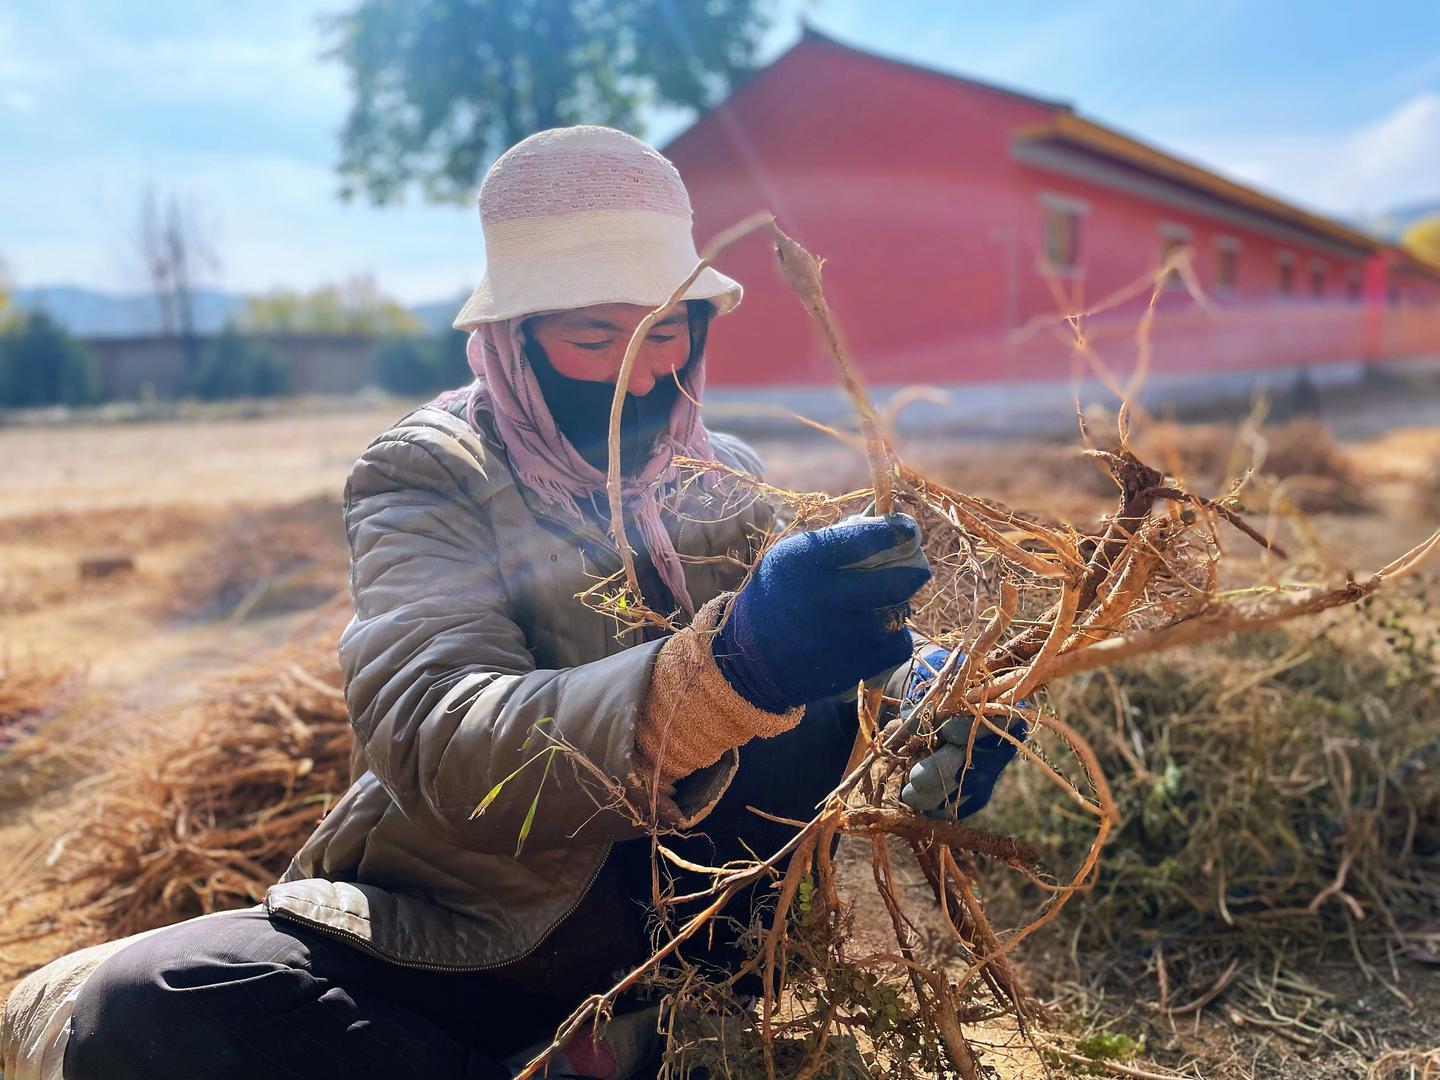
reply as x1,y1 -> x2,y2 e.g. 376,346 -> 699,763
14,286 -> 248,337
410,296 -> 468,336
13,285 -> 468,338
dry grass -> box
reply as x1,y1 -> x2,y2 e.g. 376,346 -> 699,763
0,505 -> 211,617
758,417 -> 1372,531
0,657 -> 75,754
164,494 -> 347,620
0,628 -> 351,992
1371,1048 -> 1440,1080
969,588 -> 1440,1068
1424,456 -> 1440,521
0,407 -> 397,519
1136,418 -> 1372,515
0,504 -> 214,550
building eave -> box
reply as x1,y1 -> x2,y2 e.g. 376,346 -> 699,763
1015,113 -> 1382,256
1389,251 -> 1440,283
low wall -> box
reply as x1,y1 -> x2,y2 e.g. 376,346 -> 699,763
703,354 -> 1440,437
81,331 -> 1440,436
85,334 -> 382,400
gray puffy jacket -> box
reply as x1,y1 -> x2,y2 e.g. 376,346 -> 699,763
265,401 -> 773,972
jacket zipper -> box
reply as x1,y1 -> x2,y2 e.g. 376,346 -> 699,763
315,426 -> 659,970
270,840 -> 615,973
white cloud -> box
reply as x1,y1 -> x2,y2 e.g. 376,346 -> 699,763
0,2 -> 472,303
1347,93 -> 1440,202
3,5 -> 345,131
94,32 -> 346,114
1173,92 -> 1440,217
0,14 -> 51,110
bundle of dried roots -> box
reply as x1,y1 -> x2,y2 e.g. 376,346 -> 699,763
166,495 -> 347,621
524,221 -> 1440,1079
0,658 -> 74,755
0,637 -> 350,985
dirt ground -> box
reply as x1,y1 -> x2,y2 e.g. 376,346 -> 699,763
2,396 -> 1438,1078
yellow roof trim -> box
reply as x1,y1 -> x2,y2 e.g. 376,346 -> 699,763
1018,113 -> 1381,255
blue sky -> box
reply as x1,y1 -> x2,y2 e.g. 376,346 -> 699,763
2,0 -> 1438,304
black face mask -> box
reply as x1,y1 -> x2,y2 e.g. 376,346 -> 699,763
523,301 -> 711,475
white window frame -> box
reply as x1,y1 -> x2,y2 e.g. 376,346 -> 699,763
1159,222 -> 1194,290
1346,266 -> 1364,303
1276,251 -> 1297,296
1214,235 -> 1241,293
1038,192 -> 1088,278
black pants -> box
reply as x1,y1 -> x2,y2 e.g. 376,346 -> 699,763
64,908 -> 529,1080
64,698 -> 857,1079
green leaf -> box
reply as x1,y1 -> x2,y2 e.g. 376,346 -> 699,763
796,875 -> 814,915
470,745 -> 553,819
331,0 -> 771,206
1076,1031 -> 1141,1063
515,749 -> 557,858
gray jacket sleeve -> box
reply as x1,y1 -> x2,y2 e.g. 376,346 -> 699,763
337,425 -> 726,855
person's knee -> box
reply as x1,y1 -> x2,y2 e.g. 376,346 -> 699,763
63,934 -> 177,1079
67,911 -> 284,1078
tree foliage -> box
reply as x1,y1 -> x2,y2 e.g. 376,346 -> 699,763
241,275 -> 421,336
0,312 -> 101,408
437,327 -> 473,387
330,0 -> 771,204
374,336 -> 441,395
374,329 -> 474,397
1402,214 -> 1440,268
0,256 -> 20,333
185,327 -> 290,401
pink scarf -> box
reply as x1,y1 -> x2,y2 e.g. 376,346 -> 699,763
460,320 -> 717,614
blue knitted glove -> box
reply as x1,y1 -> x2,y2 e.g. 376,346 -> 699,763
713,514 -> 932,713
905,642 -> 953,705
900,644 -> 1028,820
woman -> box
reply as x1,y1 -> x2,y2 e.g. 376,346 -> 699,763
20,126 -> 1015,1080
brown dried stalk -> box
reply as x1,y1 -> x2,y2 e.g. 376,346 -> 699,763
1034,525 -> 1438,685
0,636 -> 353,994
605,211 -> 775,602
771,222 -> 896,514
518,222 -> 1440,1080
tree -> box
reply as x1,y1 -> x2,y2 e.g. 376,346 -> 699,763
0,256 -> 20,333
330,0 -> 772,204
374,336 -> 441,395
436,327 -> 473,387
185,326 -> 289,401
0,312 -> 100,408
242,274 -> 421,336
135,186 -> 220,374
1402,215 -> 1440,268
374,329 -> 475,397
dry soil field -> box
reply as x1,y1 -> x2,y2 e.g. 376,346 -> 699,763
1,397 -> 1438,1078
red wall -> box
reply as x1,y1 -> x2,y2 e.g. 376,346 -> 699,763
667,38 -> 1440,389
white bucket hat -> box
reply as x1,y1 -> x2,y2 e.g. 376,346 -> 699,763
453,126 -> 742,329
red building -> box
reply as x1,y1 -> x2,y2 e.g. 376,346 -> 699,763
666,28 -> 1440,421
